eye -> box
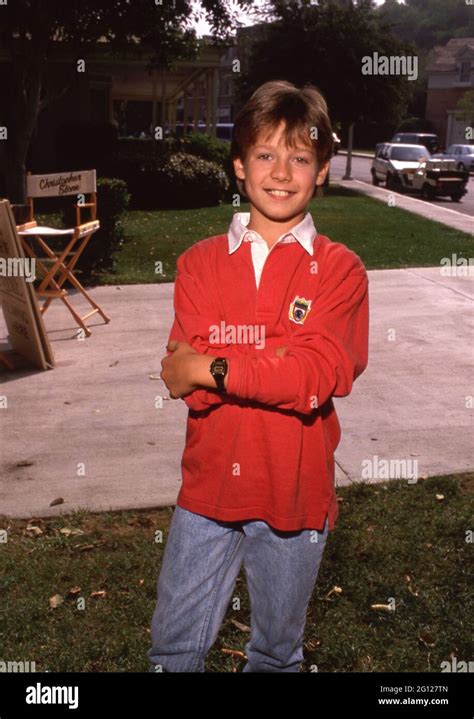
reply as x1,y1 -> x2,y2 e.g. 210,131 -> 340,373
256,153 -> 310,163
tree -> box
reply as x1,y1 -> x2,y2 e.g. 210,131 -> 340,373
378,0 -> 474,54
233,0 -> 414,179
455,91 -> 474,137
0,0 -> 253,202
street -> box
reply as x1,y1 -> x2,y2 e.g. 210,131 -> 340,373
331,153 -> 474,218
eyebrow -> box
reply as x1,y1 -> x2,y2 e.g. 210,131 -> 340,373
254,145 -> 315,154
255,145 -> 313,152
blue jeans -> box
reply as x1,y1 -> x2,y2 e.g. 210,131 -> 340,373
147,505 -> 329,673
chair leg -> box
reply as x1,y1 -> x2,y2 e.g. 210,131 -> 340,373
42,232 -> 111,325
21,230 -> 111,335
54,294 -> 93,337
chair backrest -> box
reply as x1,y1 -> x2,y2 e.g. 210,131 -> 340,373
26,170 -> 96,198
25,170 -> 97,226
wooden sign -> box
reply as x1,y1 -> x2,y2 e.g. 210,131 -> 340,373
26,169 -> 96,198
0,199 -> 55,370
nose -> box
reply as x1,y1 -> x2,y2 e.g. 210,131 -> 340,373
271,160 -> 292,182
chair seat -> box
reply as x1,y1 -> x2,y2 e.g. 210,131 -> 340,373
18,221 -> 100,238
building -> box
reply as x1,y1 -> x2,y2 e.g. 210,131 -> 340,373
0,35 -> 239,188
425,38 -> 474,147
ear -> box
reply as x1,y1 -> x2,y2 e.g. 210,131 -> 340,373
315,160 -> 330,186
233,156 -> 245,182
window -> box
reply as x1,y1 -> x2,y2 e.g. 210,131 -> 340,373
113,100 -> 154,137
460,61 -> 471,82
390,146 -> 430,161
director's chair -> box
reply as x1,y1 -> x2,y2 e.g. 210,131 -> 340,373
14,169 -> 111,337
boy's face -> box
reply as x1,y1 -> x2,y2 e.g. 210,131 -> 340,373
233,121 -> 329,222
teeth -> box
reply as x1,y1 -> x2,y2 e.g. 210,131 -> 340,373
267,189 -> 292,196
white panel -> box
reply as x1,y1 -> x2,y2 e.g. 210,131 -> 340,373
26,170 -> 96,198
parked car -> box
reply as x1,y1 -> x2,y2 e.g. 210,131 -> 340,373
332,132 -> 341,154
397,158 -> 469,201
432,144 -> 474,173
391,132 -> 440,154
371,143 -> 431,189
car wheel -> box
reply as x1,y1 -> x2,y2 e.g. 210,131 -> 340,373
371,170 -> 379,186
450,193 -> 463,202
421,183 -> 435,201
387,174 -> 402,191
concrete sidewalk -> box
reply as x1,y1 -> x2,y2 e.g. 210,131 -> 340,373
337,178 -> 474,235
1,268 -> 473,519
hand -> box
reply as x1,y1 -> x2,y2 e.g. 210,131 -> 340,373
160,340 -> 200,399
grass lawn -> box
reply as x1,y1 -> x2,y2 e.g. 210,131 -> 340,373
37,186 -> 474,287
1,473 -> 472,673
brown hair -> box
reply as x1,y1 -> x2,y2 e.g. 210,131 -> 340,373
231,80 -> 333,198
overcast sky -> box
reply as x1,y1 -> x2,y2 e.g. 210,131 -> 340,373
192,0 -> 403,38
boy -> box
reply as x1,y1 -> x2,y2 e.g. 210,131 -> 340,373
148,80 -> 369,673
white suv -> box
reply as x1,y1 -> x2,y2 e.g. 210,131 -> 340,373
371,143 -> 431,189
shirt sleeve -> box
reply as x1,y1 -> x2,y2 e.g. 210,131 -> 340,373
166,248 -> 274,412
225,247 -> 369,415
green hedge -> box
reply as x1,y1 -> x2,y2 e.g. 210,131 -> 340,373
106,134 -> 235,208
61,177 -> 130,280
107,151 -> 229,209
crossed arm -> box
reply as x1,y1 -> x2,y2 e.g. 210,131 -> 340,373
160,245 -> 369,415
161,338 -> 287,399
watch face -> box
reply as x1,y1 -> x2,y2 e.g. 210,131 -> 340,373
212,358 -> 227,378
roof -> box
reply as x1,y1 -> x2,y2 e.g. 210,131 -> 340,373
385,143 -> 430,149
393,133 -> 438,137
426,38 -> 474,73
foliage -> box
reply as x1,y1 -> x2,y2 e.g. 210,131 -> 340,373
54,122 -> 119,174
233,1 -> 414,129
377,0 -> 474,53
61,177 -> 131,279
397,117 -> 436,132
455,91 -> 474,126
142,152 -> 229,209
0,0 -> 254,202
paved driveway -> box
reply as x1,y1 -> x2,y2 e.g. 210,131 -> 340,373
0,268 -> 473,519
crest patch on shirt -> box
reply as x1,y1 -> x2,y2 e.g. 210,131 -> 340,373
289,296 -> 312,325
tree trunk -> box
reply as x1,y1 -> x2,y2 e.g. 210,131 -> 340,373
5,53 -> 45,204
343,122 -> 354,180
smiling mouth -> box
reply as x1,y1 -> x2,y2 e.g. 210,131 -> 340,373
265,189 -> 296,197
